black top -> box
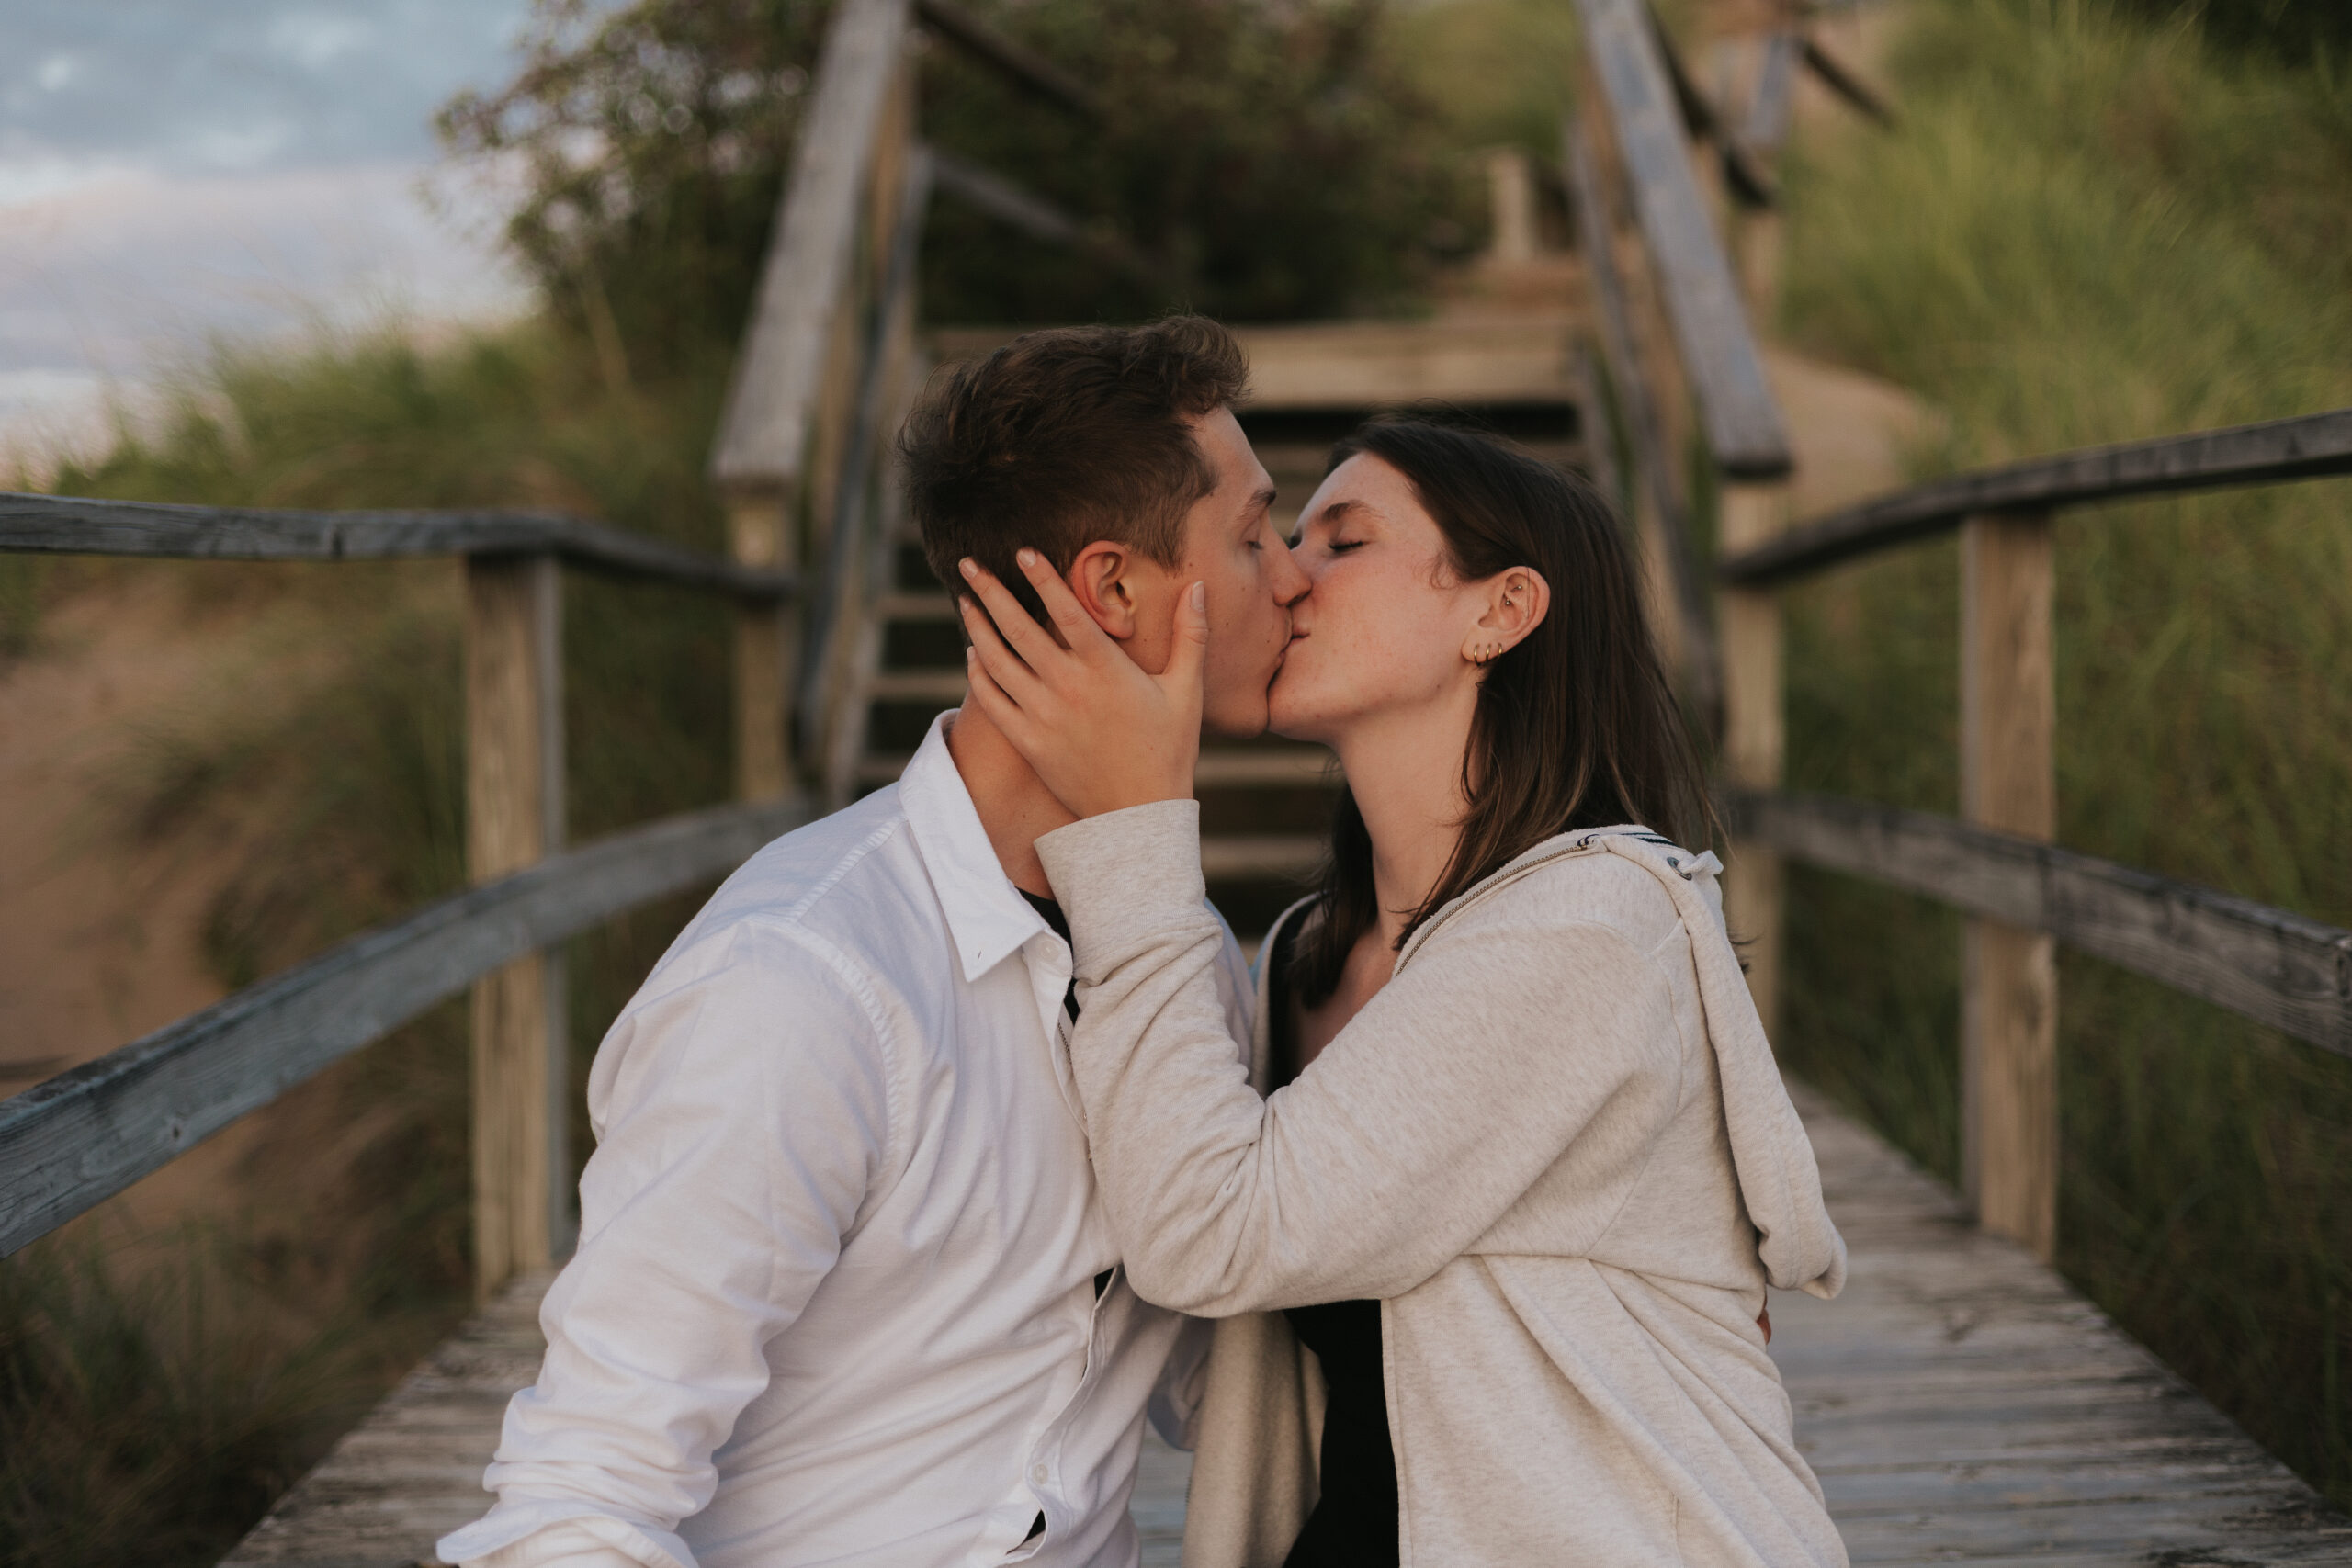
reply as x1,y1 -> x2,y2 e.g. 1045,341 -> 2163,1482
1268,908 -> 1401,1568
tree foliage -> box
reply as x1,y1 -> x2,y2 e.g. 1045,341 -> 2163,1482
436,0 -> 1476,375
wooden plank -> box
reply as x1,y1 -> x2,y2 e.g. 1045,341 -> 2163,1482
1720,480 -> 1787,1033
0,797 -> 812,1257
709,0 -> 910,489
1717,407 -> 2352,586
220,1084 -> 2352,1566
929,318 -> 1587,412
1562,118 -> 1719,714
0,492 -> 793,599
221,1271 -> 1197,1567
465,556 -> 562,1298
731,493 -> 794,800
1959,513 -> 2057,1258
1574,0 -> 1792,479
1722,791 -> 2352,1058
1771,1080 -> 2352,1564
913,0 -> 1104,122
220,1271 -> 553,1567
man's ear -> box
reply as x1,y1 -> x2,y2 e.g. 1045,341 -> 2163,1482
1067,540 -> 1144,641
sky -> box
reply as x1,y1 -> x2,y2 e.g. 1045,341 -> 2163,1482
0,0 -> 550,464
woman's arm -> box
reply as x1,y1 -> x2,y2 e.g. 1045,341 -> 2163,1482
1037,803 -> 1684,1315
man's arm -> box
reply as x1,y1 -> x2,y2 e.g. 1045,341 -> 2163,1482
435,921 -> 898,1568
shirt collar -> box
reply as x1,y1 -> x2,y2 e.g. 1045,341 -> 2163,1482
898,712 -> 1054,985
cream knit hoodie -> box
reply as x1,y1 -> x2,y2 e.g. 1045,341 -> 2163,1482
1035,806 -> 1849,1568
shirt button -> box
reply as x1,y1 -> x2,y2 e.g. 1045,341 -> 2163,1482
1031,1463 -> 1048,1484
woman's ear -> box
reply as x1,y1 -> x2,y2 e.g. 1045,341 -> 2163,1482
1069,541 -> 1143,640
1461,566 -> 1550,666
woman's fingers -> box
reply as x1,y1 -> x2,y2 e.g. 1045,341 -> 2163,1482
957,592 -> 1049,711
1013,548 -> 1116,660
960,634 -> 1040,751
957,558 -> 1057,670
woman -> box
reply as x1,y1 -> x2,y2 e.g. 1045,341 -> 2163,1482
956,420 -> 1847,1567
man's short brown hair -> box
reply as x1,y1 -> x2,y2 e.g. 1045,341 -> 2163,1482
899,315 -> 1250,626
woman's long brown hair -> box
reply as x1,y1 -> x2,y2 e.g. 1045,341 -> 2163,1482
1292,418 -> 1716,1008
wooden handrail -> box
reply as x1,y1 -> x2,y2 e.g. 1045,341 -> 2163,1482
709,0 -> 910,490
914,0 -> 1105,122
799,146 -> 935,759
1560,118 -> 1718,716
1718,407 -> 2352,586
0,796 -> 813,1258
930,149 -> 1174,290
1574,0 -> 1792,479
0,492 -> 792,599
1725,790 -> 2352,1060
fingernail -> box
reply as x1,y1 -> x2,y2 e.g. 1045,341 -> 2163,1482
1018,547 -> 1039,567
959,558 -> 977,578
1191,581 -> 1206,610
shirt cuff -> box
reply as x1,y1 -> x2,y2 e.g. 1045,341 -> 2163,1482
1035,800 -> 1207,966
436,1505 -> 697,1568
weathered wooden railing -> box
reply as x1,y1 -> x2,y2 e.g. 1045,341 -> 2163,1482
0,492 -> 808,1292
1568,0 -> 2352,1262
1719,411 -> 2352,1259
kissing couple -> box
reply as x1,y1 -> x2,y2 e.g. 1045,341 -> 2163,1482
438,317 -> 1849,1568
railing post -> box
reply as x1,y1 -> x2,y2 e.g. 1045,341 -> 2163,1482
465,552 -> 564,1299
1719,481 -> 1786,1034
1961,511 -> 2058,1259
730,496 -> 795,799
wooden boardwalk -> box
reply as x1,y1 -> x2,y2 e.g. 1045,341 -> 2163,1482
220,1082 -> 2352,1567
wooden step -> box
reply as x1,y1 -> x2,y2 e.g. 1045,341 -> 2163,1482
866,670 -> 969,704
1199,835 -> 1325,881
855,748 -> 1336,790
873,591 -> 956,622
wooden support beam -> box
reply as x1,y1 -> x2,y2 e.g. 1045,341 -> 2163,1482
1719,481 -> 1788,1033
1961,511 -> 2057,1261
914,0 -> 1104,122
929,149 -> 1173,291
731,495 -> 795,800
1802,33 -> 1898,130
465,554 -> 563,1299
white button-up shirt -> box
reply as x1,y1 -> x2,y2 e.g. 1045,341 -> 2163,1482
437,715 -> 1249,1568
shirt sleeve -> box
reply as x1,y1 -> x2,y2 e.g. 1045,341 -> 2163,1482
1037,802 -> 1684,1317
435,921 -> 899,1568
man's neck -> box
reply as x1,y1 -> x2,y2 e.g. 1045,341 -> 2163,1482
944,704 -> 1077,898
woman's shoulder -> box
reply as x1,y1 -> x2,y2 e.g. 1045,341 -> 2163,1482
1440,829 -> 1694,951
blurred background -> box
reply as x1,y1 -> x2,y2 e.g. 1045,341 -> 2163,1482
0,1 -> 2346,1562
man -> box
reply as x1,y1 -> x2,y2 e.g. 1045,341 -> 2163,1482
436,316 -> 1307,1568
